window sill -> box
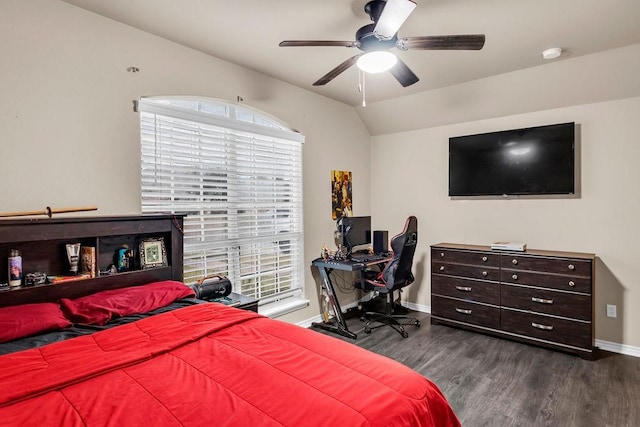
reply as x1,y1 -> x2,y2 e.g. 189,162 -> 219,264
259,297 -> 309,319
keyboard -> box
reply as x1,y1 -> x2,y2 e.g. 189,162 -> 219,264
350,253 -> 388,263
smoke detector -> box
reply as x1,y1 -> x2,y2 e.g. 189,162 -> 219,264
542,48 -> 562,60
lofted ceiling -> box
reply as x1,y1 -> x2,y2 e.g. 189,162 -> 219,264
62,0 -> 640,107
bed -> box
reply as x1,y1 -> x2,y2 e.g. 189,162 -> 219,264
0,281 -> 459,426
0,215 -> 459,426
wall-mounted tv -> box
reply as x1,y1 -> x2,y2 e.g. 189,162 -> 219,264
449,122 -> 575,197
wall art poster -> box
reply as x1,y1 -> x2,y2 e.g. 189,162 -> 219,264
331,170 -> 352,220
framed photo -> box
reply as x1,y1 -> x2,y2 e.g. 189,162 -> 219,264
139,237 -> 167,269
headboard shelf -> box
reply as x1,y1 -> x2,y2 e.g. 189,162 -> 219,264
0,215 -> 184,308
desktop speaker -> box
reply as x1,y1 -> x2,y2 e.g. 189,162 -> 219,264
373,230 -> 388,254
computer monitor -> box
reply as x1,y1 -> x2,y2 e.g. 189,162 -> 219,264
336,216 -> 372,251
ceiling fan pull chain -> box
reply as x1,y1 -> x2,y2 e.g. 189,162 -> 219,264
359,69 -> 367,107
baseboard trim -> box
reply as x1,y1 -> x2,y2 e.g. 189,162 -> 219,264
403,301 -> 430,313
595,339 -> 640,358
297,301 -> 640,358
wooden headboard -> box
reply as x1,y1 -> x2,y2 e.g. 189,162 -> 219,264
0,215 -> 184,308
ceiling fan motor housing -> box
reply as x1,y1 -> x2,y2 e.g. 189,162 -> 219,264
356,24 -> 398,52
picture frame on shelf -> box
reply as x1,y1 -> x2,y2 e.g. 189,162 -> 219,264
139,237 -> 167,269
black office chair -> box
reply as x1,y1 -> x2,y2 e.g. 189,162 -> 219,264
355,216 -> 420,338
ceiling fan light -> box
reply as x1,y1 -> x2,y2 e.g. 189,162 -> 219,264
357,51 -> 398,73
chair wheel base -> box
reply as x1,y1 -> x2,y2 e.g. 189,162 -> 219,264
360,312 -> 418,338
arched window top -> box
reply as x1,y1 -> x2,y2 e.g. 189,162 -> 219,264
141,96 -> 293,132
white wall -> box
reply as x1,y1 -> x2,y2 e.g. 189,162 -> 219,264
371,96 -> 640,348
0,0 -> 371,324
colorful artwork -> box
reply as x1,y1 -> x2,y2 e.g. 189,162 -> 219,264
331,170 -> 352,220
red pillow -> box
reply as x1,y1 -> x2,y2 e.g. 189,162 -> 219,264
0,302 -> 71,344
60,280 -> 195,325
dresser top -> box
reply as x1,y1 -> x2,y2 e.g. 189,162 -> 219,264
431,242 -> 595,260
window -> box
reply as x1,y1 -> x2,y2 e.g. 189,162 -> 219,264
138,97 -> 306,316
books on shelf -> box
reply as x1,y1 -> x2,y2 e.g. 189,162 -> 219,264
81,246 -> 96,278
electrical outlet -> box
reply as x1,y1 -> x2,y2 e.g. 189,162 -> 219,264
606,304 -> 617,318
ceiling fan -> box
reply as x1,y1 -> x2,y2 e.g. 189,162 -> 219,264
279,0 -> 485,88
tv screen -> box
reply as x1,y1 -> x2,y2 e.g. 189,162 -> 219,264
449,122 -> 575,196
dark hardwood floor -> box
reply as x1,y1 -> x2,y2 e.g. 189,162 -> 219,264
314,310 -> 640,426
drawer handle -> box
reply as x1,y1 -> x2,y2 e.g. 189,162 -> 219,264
482,256 -> 488,262
568,264 -> 575,270
439,266 -> 445,271
512,259 -> 518,265
482,271 -> 488,277
512,274 -> 518,280
455,308 -> 472,315
440,252 -> 445,258
455,286 -> 472,292
568,280 -> 576,287
532,297 -> 554,304
532,322 -> 554,331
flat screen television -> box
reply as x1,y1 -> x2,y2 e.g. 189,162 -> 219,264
449,122 -> 575,197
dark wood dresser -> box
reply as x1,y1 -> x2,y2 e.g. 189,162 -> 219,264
430,243 -> 595,358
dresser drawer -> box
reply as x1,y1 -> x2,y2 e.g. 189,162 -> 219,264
431,248 -> 500,267
432,295 -> 500,329
500,270 -> 591,293
432,275 -> 500,305
501,255 -> 592,277
501,309 -> 592,350
501,285 -> 591,321
432,262 -> 500,281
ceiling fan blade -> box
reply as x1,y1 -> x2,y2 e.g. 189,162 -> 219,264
373,0 -> 417,40
397,34 -> 486,50
389,58 -> 419,87
313,55 -> 360,86
279,40 -> 358,48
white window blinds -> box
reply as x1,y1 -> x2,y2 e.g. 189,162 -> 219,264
138,97 -> 305,307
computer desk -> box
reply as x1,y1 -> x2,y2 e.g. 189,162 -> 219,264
311,256 -> 390,339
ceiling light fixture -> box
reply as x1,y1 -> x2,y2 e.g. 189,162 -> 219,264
542,47 -> 562,60
356,51 -> 398,73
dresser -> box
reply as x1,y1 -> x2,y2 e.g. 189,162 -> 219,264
430,243 -> 595,358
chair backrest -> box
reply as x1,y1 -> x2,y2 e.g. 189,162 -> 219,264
381,216 -> 418,290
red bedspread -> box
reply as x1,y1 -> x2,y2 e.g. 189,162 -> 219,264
0,304 -> 459,426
